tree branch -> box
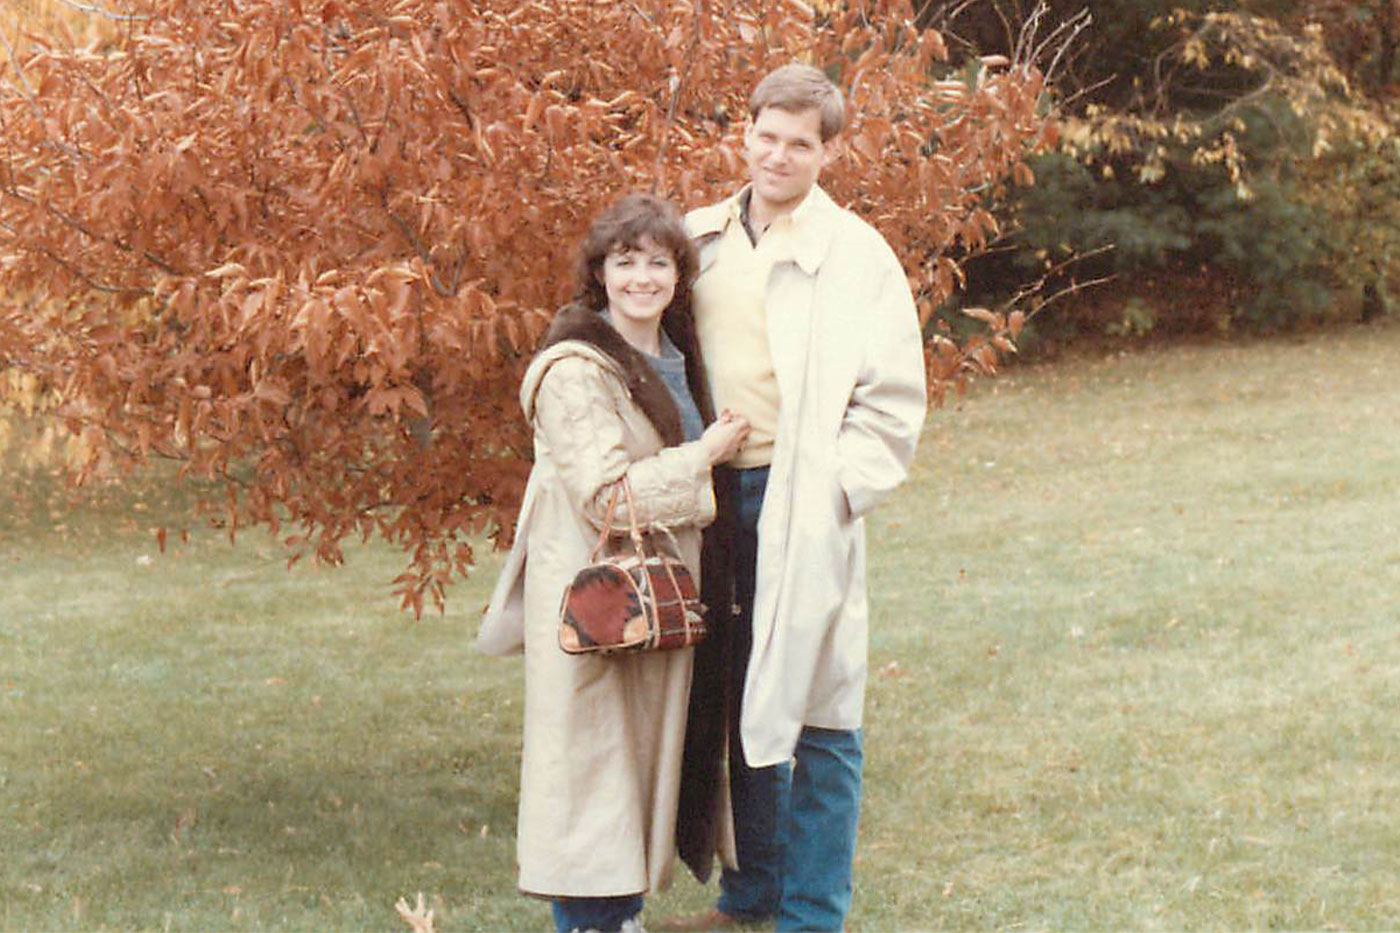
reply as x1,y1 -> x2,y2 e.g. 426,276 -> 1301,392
651,0 -> 707,182
3,187 -> 182,274
380,187 -> 455,298
38,246 -> 151,295
1,38 -> 88,165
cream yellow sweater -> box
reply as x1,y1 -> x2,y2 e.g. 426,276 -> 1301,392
692,201 -> 803,468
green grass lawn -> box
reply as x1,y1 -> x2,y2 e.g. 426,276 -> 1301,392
4,321 -> 1400,931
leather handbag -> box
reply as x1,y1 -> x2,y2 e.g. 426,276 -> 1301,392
558,478 -> 706,655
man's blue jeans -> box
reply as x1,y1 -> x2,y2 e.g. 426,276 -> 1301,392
717,466 -> 864,932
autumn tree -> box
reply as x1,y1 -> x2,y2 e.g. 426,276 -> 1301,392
0,0 -> 1058,611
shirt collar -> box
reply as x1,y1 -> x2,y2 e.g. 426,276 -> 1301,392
723,185 -> 834,275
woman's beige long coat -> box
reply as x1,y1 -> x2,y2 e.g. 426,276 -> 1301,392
477,334 -> 715,899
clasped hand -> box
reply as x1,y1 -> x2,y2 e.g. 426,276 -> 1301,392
700,409 -> 751,465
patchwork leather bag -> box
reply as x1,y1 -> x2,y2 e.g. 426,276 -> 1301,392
558,478 -> 706,655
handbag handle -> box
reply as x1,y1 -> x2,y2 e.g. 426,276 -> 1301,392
587,476 -> 650,563
617,479 -> 697,643
583,475 -> 701,647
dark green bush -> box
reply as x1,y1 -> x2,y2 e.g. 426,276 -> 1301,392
938,3 -> 1397,346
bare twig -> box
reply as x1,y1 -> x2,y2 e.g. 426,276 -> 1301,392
1055,73 -> 1114,114
1028,271 -> 1115,314
1003,243 -> 1116,318
624,1 -> 657,28
919,0 -> 988,58
1031,7 -> 1092,86
444,87 -> 472,126
0,25 -> 37,100
992,0 -> 1015,54
917,0 -> 983,32
142,249 -> 181,276
52,0 -> 151,22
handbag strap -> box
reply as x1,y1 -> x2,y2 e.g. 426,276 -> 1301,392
587,483 -> 624,562
587,476 -> 649,563
618,476 -> 648,552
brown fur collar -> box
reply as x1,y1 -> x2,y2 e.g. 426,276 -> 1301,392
538,304 -> 685,446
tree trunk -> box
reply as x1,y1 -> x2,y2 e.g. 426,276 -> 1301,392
1378,0 -> 1398,87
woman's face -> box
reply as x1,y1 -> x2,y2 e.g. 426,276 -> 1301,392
600,235 -> 678,331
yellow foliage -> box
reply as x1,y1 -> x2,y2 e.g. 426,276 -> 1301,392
0,356 -> 70,470
1056,10 -> 1385,194
4,368 -> 46,416
6,0 -> 118,43
1182,37 -> 1209,68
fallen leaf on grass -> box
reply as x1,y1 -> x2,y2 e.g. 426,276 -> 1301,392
395,892 -> 435,933
879,661 -> 906,679
173,807 -> 197,840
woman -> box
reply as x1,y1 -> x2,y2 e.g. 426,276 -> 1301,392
478,193 -> 749,933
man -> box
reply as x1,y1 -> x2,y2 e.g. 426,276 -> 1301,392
672,64 -> 928,932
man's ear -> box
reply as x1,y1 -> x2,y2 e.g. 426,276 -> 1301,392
821,137 -> 842,167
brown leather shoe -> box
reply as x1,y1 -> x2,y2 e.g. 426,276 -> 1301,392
650,907 -> 748,932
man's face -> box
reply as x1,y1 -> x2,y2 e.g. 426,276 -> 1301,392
743,105 -> 832,215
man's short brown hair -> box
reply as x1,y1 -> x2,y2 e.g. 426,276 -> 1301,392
749,63 -> 846,141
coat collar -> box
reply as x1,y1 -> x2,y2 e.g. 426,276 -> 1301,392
521,304 -> 685,447
689,184 -> 839,277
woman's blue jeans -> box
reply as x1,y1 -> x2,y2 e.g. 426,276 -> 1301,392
551,894 -> 643,932
716,466 -> 864,932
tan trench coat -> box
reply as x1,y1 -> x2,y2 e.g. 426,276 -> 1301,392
477,338 -> 716,898
686,185 -> 928,768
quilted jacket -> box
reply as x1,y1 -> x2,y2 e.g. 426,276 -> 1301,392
478,306 -> 722,897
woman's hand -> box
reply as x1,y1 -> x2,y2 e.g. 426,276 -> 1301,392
700,410 -> 751,465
